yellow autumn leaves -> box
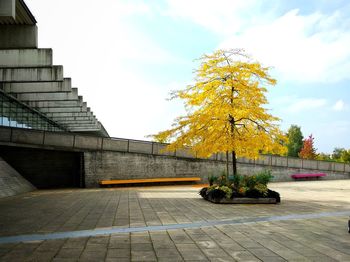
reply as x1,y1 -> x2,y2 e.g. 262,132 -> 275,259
152,48 -> 287,160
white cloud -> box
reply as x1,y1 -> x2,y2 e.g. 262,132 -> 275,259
219,8 -> 350,83
162,1 -> 350,83
286,98 -> 327,113
332,100 -> 346,111
164,0 -> 260,36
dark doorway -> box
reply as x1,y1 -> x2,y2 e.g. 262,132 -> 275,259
0,146 -> 84,188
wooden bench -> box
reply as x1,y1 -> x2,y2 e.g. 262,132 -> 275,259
291,173 -> 326,180
99,177 -> 201,186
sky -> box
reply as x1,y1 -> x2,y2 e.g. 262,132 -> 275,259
26,0 -> 350,154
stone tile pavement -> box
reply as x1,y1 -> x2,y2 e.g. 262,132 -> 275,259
0,180 -> 349,261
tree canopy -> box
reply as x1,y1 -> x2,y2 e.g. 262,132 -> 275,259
152,49 -> 287,175
286,125 -> 303,157
299,134 -> 317,159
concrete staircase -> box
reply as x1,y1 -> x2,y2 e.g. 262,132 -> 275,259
0,157 -> 35,198
0,0 -> 108,137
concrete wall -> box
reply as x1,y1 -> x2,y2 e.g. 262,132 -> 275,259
84,151 -> 350,187
84,151 -> 225,187
0,146 -> 83,189
0,156 -> 35,198
1,126 -> 349,179
0,127 -> 349,188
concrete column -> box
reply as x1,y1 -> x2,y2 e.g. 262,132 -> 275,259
0,0 -> 15,19
0,25 -> 38,48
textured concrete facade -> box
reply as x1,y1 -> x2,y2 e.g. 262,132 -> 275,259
0,126 -> 349,188
0,156 -> 35,198
84,151 -> 350,187
0,1 -> 108,136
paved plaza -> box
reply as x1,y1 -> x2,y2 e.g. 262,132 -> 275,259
0,180 -> 349,261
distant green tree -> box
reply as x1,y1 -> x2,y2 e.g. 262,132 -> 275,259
286,125 -> 303,157
332,147 -> 345,160
316,153 -> 333,161
341,150 -> 350,163
332,148 -> 350,163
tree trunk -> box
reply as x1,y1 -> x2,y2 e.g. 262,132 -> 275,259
232,151 -> 237,176
226,151 -> 229,176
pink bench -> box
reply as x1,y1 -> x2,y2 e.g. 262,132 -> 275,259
291,173 -> 327,179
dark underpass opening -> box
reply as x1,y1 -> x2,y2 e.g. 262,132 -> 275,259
0,146 -> 84,189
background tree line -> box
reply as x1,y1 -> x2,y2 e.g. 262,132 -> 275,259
286,124 -> 350,163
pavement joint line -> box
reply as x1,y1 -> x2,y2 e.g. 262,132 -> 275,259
0,210 -> 349,244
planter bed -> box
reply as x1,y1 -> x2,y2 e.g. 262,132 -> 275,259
200,187 -> 281,204
206,197 -> 278,204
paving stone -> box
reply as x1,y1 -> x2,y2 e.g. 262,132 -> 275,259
196,240 -> 219,249
0,181 -> 350,261
155,248 -> 182,258
106,248 -> 130,258
226,250 -> 260,261
55,248 -> 83,258
79,250 -> 106,261
129,242 -> 153,251
131,250 -> 157,261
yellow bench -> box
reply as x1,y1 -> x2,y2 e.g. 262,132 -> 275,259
99,177 -> 201,186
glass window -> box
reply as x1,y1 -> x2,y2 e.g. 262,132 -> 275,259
0,92 -> 66,132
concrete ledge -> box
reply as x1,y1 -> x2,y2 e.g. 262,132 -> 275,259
39,106 -> 87,113
238,157 -> 255,165
152,143 -> 174,156
129,140 -> 152,154
74,135 -> 102,150
11,129 -> 43,145
2,78 -> 71,93
0,49 -> 52,67
302,159 -> 317,169
0,66 -> 63,82
102,138 -> 128,152
271,156 -> 288,167
175,148 -> 195,158
206,197 -> 277,204
44,132 -> 74,148
318,161 -> 333,171
26,100 -> 83,108
287,158 -> 302,168
255,155 -> 270,166
15,90 -> 78,101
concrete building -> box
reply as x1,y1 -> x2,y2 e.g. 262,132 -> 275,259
0,0 -> 109,137
0,1 -> 349,199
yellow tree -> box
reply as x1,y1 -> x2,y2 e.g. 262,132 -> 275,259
152,49 -> 287,176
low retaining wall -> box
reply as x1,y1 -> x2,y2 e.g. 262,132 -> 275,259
84,151 -> 350,187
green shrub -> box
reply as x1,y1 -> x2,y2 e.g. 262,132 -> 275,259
254,183 -> 268,196
219,186 -> 232,198
232,174 -> 244,188
217,170 -> 227,186
255,170 -> 273,185
244,175 -> 257,190
208,174 -> 218,186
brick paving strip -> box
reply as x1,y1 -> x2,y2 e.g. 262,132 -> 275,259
1,210 -> 349,244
